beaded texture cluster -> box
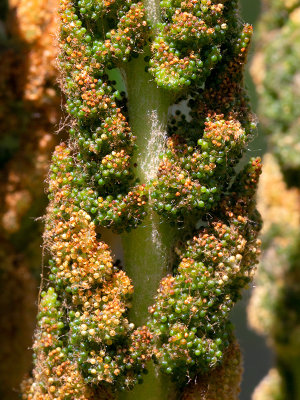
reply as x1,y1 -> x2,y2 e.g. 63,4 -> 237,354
23,0 -> 262,399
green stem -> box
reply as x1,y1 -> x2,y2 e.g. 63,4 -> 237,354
121,53 -> 173,326
119,3 -> 177,397
119,54 -> 176,400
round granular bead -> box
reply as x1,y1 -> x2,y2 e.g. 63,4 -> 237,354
148,159 -> 262,383
151,115 -> 247,223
